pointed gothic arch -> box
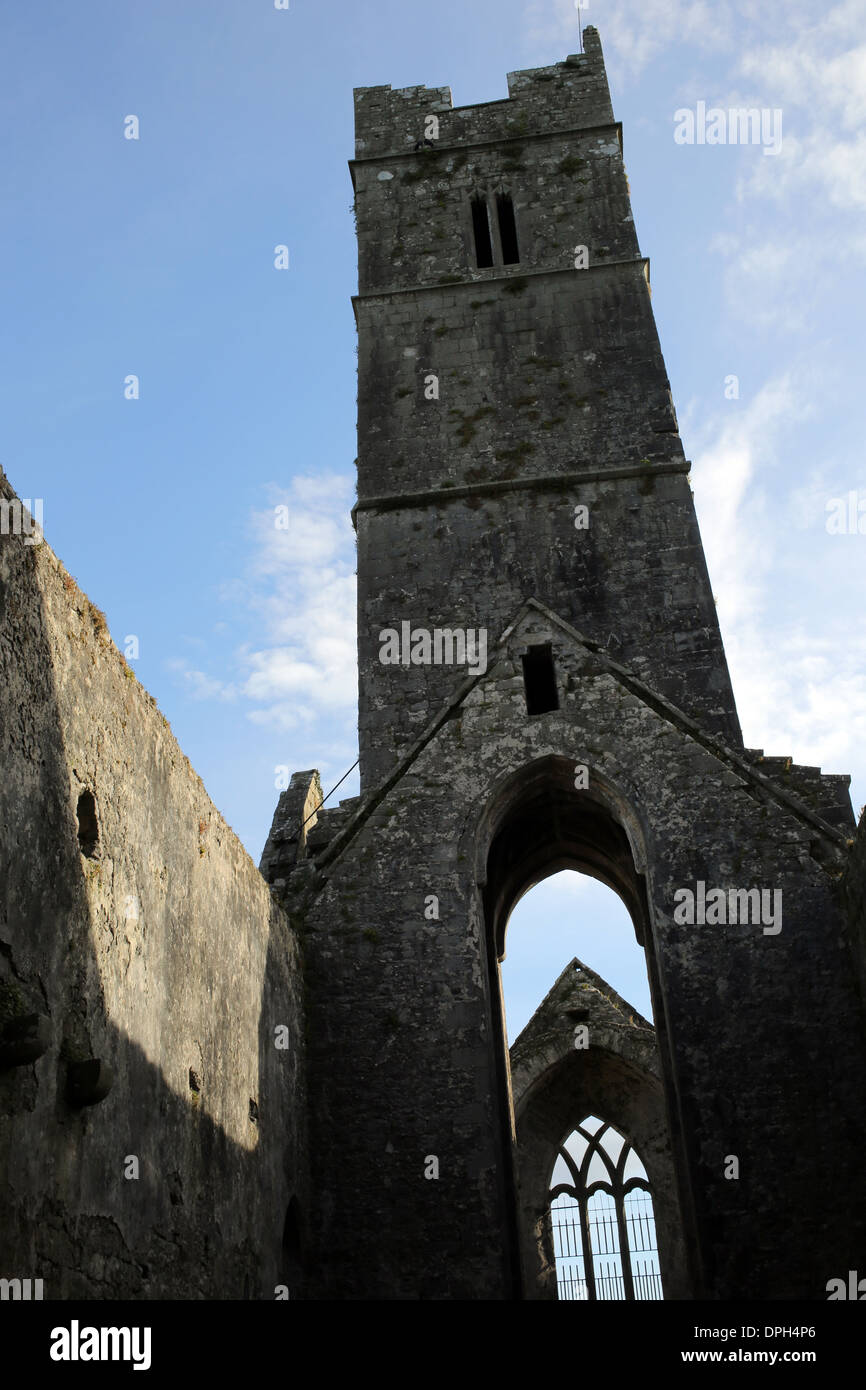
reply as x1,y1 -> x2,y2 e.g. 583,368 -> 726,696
476,754 -> 653,952
475,755 -> 661,1076
473,754 -> 694,1298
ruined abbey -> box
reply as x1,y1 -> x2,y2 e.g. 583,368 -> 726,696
2,28 -> 865,1301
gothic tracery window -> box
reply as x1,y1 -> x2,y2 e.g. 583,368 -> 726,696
549,1115 -> 663,1300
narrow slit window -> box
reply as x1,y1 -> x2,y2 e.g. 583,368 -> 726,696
471,197 -> 494,268
76,790 -> 99,858
521,644 -> 559,715
496,193 -> 520,264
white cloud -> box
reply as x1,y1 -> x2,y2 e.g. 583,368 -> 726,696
689,374 -> 804,625
181,473 -> 358,734
523,0 -> 736,75
740,21 -> 866,129
732,13 -> 866,224
739,127 -> 866,213
165,659 -> 238,702
167,471 -> 357,730
247,700 -> 318,733
238,480 -> 358,725
707,226 -> 847,334
690,377 -> 865,803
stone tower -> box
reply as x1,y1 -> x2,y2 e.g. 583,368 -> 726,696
267,28 -> 866,1299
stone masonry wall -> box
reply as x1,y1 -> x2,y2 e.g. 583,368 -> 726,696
353,31 -> 615,165
283,603 -> 866,1299
0,470 -> 308,1299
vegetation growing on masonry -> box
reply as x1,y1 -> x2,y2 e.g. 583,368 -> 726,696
449,405 -> 495,447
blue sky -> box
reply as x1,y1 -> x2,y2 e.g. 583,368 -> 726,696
2,0 -> 863,1039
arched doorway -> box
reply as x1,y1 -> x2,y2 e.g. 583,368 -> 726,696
475,755 -> 693,1299
501,868 -> 652,1043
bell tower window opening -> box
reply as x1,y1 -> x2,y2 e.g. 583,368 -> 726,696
471,196 -> 494,268
496,193 -> 520,264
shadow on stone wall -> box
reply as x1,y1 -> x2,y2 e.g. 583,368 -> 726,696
0,475 -> 308,1300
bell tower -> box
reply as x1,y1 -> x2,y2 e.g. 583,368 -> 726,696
267,28 -> 866,1300
351,26 -> 741,788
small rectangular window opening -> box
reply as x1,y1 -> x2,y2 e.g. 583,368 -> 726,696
471,197 -> 494,268
496,193 -> 520,265
521,644 -> 559,715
